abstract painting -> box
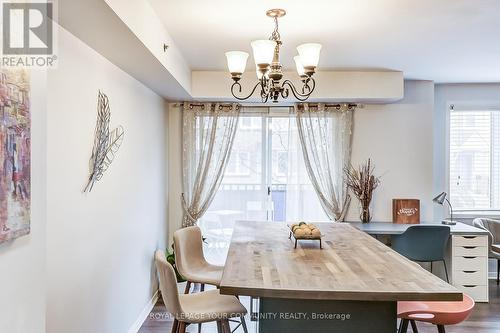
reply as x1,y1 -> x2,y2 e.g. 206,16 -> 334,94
0,68 -> 30,244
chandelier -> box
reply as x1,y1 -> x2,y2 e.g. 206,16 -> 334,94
225,9 -> 322,103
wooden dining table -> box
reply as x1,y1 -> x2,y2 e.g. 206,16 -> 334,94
220,221 -> 462,333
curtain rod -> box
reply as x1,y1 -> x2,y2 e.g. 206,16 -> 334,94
173,102 -> 362,108
173,103 -> 238,108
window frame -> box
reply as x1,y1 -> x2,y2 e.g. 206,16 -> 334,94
446,102 -> 500,216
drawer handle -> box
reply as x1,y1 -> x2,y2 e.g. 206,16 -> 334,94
463,285 -> 477,288
463,236 -> 477,239
464,246 -> 477,249
463,256 -> 476,259
463,271 -> 477,273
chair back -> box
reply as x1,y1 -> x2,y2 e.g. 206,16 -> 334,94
173,226 -> 206,277
154,250 -> 183,317
473,218 -> 500,249
392,225 -> 450,262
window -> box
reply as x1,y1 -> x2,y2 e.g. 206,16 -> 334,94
449,107 -> 500,211
225,151 -> 251,176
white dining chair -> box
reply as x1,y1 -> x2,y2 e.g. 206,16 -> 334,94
173,226 -> 248,333
155,250 -> 247,333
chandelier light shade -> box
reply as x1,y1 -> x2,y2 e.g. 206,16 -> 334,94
225,51 -> 249,77
250,40 -> 276,66
294,55 -> 306,77
225,8 -> 321,103
297,43 -> 322,67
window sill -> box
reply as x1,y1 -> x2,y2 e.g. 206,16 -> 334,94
454,211 -> 500,219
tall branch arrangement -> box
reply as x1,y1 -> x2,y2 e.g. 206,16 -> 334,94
344,158 -> 381,222
84,90 -> 124,192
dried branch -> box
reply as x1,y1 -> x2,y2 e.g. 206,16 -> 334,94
344,158 -> 381,222
84,90 -> 124,192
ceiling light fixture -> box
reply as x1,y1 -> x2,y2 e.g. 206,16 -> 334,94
225,9 -> 321,103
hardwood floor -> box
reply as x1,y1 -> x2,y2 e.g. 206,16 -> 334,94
139,280 -> 500,333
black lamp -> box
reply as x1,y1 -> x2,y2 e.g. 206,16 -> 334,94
433,192 -> 456,225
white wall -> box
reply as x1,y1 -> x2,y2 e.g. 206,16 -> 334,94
346,80 -> 435,222
434,83 -> 500,221
46,26 -> 167,333
0,71 -> 47,333
167,104 -> 183,245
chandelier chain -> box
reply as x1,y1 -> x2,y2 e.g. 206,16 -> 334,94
269,16 -> 281,42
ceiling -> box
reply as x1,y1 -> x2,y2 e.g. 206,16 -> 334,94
148,0 -> 500,83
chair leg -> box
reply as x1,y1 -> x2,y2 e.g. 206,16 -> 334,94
497,259 -> 499,285
410,319 -> 419,333
240,315 -> 248,333
177,321 -> 186,333
171,319 -> 178,333
436,324 -> 446,333
430,261 -> 433,273
198,323 -> 202,333
398,319 -> 409,333
221,319 -> 231,333
442,260 -> 450,283
184,281 -> 192,294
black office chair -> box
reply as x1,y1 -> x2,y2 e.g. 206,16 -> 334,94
392,225 -> 451,282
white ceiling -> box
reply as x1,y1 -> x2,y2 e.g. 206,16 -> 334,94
148,0 -> 500,83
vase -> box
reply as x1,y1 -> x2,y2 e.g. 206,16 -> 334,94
359,202 -> 372,223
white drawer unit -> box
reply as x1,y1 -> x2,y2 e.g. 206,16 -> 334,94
453,270 -> 488,285
452,245 -> 487,257
455,285 -> 489,302
453,235 -> 487,247
451,235 -> 489,302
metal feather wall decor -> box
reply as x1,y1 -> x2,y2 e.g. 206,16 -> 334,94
84,90 -> 124,192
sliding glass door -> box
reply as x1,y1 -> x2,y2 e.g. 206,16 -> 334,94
200,112 -> 328,260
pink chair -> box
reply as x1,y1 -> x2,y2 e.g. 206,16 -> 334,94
397,294 -> 475,333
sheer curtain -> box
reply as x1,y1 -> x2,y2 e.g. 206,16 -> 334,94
293,103 -> 354,221
285,116 -> 330,222
181,103 -> 240,227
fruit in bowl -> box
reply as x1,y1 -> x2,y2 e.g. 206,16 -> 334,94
290,222 -> 321,238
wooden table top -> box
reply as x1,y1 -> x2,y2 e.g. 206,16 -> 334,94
220,221 -> 462,301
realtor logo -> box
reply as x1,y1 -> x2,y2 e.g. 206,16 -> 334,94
2,2 -> 56,67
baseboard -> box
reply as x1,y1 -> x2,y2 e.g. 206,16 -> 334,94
127,289 -> 159,333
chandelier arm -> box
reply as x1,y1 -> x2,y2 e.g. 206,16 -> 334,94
230,81 -> 262,100
281,78 -> 316,101
259,78 -> 272,102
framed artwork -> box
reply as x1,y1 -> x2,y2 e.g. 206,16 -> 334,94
0,69 -> 30,244
392,199 -> 420,224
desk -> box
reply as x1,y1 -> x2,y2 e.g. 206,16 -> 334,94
348,221 -> 488,235
348,222 -> 490,302
220,221 -> 461,333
